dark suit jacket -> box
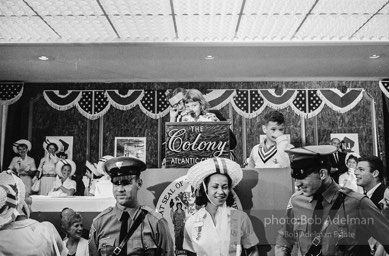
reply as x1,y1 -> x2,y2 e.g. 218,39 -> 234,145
329,151 -> 348,183
370,182 -> 386,209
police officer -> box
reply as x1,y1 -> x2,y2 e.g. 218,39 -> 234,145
89,156 -> 173,256
275,145 -> 389,256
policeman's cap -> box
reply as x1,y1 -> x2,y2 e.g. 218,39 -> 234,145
285,145 -> 337,179
104,156 -> 146,181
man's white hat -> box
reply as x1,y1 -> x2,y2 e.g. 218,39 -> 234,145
186,157 -> 243,190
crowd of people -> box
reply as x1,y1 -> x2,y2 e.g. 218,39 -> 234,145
1,87 -> 389,256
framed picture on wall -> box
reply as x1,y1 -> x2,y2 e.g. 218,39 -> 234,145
114,137 -> 146,163
331,133 -> 359,155
45,136 -> 73,160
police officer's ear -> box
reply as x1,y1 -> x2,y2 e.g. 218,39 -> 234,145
319,168 -> 328,180
137,178 -> 143,188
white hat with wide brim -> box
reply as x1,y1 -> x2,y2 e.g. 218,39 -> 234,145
42,138 -> 63,154
86,160 -> 103,176
56,159 -> 76,178
0,171 -> 27,228
97,155 -> 114,176
12,139 -> 32,153
187,157 -> 243,190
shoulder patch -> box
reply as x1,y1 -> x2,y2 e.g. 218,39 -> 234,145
94,206 -> 113,220
141,205 -> 163,220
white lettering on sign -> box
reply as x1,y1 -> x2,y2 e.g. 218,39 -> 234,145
167,128 -> 227,156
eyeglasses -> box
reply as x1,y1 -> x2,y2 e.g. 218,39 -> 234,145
170,99 -> 184,109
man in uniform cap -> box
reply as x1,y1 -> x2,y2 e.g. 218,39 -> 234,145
89,157 -> 173,256
275,145 -> 389,256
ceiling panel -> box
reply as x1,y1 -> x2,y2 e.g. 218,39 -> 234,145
313,0 -> 388,14
296,15 -> 368,40
102,0 -> 172,15
175,14 -> 239,41
237,15 -> 303,41
0,0 -> 388,82
243,0 -> 316,14
110,16 -> 176,41
173,0 -> 243,15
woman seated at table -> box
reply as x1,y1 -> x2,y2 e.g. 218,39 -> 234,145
48,159 -> 76,197
61,211 -> 89,256
179,89 -> 220,122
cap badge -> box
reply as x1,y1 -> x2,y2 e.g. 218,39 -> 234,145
115,161 -> 123,169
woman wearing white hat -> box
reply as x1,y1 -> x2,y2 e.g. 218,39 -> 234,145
82,160 -> 102,196
48,159 -> 77,197
8,139 -> 37,194
339,152 -> 364,193
92,155 -> 114,197
183,157 -> 259,256
37,138 -> 62,195
0,171 -> 64,255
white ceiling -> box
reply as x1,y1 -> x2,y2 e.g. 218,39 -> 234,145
0,0 -> 389,83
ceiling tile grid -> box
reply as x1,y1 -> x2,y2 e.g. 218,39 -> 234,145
0,0 -> 388,43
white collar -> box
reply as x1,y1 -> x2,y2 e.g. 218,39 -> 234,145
366,183 -> 381,198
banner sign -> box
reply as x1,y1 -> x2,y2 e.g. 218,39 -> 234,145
165,121 -> 230,168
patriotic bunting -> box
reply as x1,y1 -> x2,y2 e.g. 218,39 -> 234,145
0,82 -> 24,106
259,89 -> 296,110
205,89 -> 236,110
231,89 -> 266,119
75,91 -> 110,120
317,89 -> 363,113
379,81 -> 389,98
106,90 -> 143,110
290,90 -> 324,118
42,88 -> 369,120
43,91 -> 81,110
138,90 -> 170,119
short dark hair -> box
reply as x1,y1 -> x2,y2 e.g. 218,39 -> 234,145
346,155 -> 358,164
262,110 -> 285,126
194,173 -> 234,207
46,143 -> 58,152
358,156 -> 384,182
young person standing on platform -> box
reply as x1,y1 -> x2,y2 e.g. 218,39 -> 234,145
8,139 -> 37,194
179,89 -> 220,122
37,138 -> 62,195
89,156 -> 173,256
247,110 -> 292,168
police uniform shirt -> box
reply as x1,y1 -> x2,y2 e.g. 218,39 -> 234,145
89,204 -> 174,256
275,180 -> 389,256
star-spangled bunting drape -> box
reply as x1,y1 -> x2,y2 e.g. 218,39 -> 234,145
43,88 -> 366,120
0,82 -> 24,106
